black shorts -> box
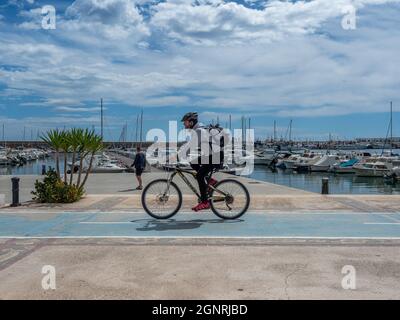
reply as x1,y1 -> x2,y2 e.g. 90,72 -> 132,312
135,168 -> 144,176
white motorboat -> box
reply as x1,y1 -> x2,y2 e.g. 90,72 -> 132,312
354,160 -> 398,177
282,154 -> 303,169
329,158 -> 359,174
224,147 -> 254,166
253,149 -> 276,165
293,154 -> 323,172
146,148 -> 178,167
0,151 -> 9,166
310,154 -> 341,172
384,166 -> 400,181
90,162 -> 126,173
69,153 -> 126,173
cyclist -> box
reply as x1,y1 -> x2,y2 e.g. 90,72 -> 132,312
177,112 -> 227,211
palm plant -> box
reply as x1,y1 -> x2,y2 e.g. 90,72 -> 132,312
68,128 -> 83,186
37,128 -> 103,203
76,129 -> 95,187
79,133 -> 104,189
40,129 -> 63,180
41,128 -> 103,188
58,131 -> 71,183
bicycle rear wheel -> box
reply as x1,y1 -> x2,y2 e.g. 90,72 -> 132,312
210,179 -> 250,219
141,179 -> 182,219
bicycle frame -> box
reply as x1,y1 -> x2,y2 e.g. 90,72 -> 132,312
164,167 -> 228,202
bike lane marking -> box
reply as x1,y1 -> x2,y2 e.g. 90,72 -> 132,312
1,211 -> 400,238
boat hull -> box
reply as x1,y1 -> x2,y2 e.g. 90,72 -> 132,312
310,165 -> 331,172
293,165 -> 310,173
354,167 -> 389,177
331,167 -> 356,174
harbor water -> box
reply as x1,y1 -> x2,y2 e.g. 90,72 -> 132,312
2,152 -> 400,195
249,165 -> 400,195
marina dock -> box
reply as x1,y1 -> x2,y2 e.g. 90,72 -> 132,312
2,172 -> 400,212
2,165 -> 400,300
0,171 -> 310,205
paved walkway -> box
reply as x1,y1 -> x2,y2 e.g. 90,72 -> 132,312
0,211 -> 400,239
0,171 -> 312,204
0,235 -> 399,299
0,208 -> 399,299
1,171 -> 400,299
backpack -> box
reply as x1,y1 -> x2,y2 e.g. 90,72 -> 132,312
203,124 -> 229,164
205,124 -> 225,147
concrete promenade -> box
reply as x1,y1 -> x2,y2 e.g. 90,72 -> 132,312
0,171 -> 311,204
1,171 -> 400,299
2,172 -> 400,213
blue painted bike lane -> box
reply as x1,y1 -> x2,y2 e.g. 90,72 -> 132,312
0,211 -> 400,238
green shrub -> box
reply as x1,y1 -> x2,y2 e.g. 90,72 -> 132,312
32,169 -> 84,203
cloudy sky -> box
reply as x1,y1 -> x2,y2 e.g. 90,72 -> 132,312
0,0 -> 399,141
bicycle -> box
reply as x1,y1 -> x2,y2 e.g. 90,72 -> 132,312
141,165 -> 250,220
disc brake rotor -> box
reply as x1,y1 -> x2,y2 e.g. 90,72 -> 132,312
156,194 -> 169,204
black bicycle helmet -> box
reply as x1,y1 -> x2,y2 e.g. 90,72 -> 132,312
181,112 -> 198,122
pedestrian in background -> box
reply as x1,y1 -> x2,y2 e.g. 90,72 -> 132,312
131,146 -> 146,190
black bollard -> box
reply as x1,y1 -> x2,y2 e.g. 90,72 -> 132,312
321,177 -> 329,195
42,164 -> 46,175
11,177 -> 21,207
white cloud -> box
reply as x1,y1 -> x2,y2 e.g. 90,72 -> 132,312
1,0 -> 400,130
150,0 -> 400,45
54,106 -> 105,112
63,0 -> 150,40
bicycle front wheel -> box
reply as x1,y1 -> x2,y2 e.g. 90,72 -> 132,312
141,179 -> 182,219
210,179 -> 250,219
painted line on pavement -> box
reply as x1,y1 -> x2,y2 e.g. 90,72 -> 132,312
1,211 -> 400,215
364,222 -> 400,225
1,236 -> 400,240
80,222 -> 133,224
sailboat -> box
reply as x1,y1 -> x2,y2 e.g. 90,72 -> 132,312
354,102 -> 400,177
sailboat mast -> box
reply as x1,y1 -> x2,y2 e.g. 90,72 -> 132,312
135,114 -> 139,147
139,108 -> 143,148
391,101 -> 393,154
100,98 -> 104,139
2,124 -> 5,148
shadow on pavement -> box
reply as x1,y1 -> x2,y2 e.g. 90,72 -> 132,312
133,218 -> 244,231
118,189 -> 139,192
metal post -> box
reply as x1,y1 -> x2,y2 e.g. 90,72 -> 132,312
11,177 -> 20,207
322,177 -> 329,194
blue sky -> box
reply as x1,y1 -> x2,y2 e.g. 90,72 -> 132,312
0,0 -> 400,141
